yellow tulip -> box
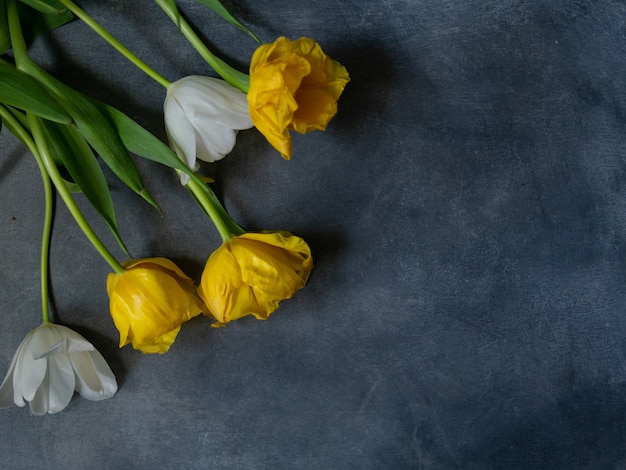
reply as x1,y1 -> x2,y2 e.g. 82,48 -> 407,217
198,231 -> 313,326
106,258 -> 205,354
247,37 -> 350,159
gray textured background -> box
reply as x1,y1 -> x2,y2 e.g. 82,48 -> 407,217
1,0 -> 626,468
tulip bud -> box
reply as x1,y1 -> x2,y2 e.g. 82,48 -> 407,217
164,76 -> 253,184
107,258 -> 205,353
198,231 -> 313,326
248,37 -> 350,159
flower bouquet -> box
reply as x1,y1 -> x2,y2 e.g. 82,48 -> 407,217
0,0 -> 348,414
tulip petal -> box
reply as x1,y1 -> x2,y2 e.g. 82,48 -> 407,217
0,329 -> 39,408
20,324 -> 65,404
28,372 -> 49,416
164,76 -> 253,182
108,258 -> 204,354
17,340 -> 47,403
8,330 -> 37,407
0,368 -> 15,408
29,354 -> 75,415
0,343 -> 21,408
46,354 -> 75,414
0,323 -> 117,414
35,336 -> 94,358
199,231 -> 313,325
70,351 -> 117,401
164,93 -> 198,185
194,123 -> 237,162
248,37 -> 349,159
177,76 -> 252,126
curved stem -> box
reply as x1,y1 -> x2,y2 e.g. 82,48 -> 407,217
56,0 -> 171,89
186,176 -> 235,242
191,175 -> 245,237
6,0 -> 28,70
38,151 -> 54,323
0,105 -> 53,321
154,0 -> 250,92
25,113 -> 125,274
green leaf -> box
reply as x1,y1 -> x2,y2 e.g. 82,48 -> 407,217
96,100 -> 244,235
21,4 -> 73,44
0,63 -> 71,123
40,119 -> 129,254
194,0 -> 259,43
95,101 -> 191,174
28,66 -> 161,212
17,0 -> 66,15
0,2 -> 74,54
0,0 -> 8,53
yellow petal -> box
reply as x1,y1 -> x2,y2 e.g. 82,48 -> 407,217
107,258 -> 204,354
198,231 -> 313,326
248,37 -> 350,159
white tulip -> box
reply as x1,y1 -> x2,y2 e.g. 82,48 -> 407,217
164,76 -> 253,184
0,323 -> 117,415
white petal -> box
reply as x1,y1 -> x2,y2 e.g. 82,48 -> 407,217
194,124 -> 238,163
0,335 -> 26,408
16,327 -> 49,403
0,365 -> 15,408
30,323 -> 66,356
30,354 -> 75,415
70,350 -> 117,401
5,328 -> 40,407
164,90 -> 197,185
35,325 -> 94,358
180,76 -> 253,129
28,368 -> 49,416
1,323 -> 117,414
20,323 -> 76,404
45,354 -> 75,414
164,76 -> 253,181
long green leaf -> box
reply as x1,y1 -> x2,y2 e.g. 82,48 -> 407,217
40,119 -> 129,254
25,63 -> 160,211
17,0 -> 66,15
0,105 -> 81,191
21,4 -> 73,47
0,63 -> 71,123
194,0 -> 259,43
95,101 -> 190,174
0,0 -> 7,53
96,101 -> 243,235
0,1 -> 74,54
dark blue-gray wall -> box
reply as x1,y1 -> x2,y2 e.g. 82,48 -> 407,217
1,0 -> 625,468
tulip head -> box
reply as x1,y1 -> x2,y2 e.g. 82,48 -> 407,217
248,37 -> 350,159
107,258 -> 205,354
198,231 -> 313,326
0,323 -> 117,415
164,76 -> 254,184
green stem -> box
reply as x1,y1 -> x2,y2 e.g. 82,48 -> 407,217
7,0 -> 59,87
2,2 -> 55,321
2,106 -> 125,281
26,113 -> 125,274
6,0 -> 29,70
154,0 -> 250,92
186,176 -> 236,242
38,148 -> 53,323
56,0 -> 171,89
192,176 -> 245,237
0,105 -> 54,323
